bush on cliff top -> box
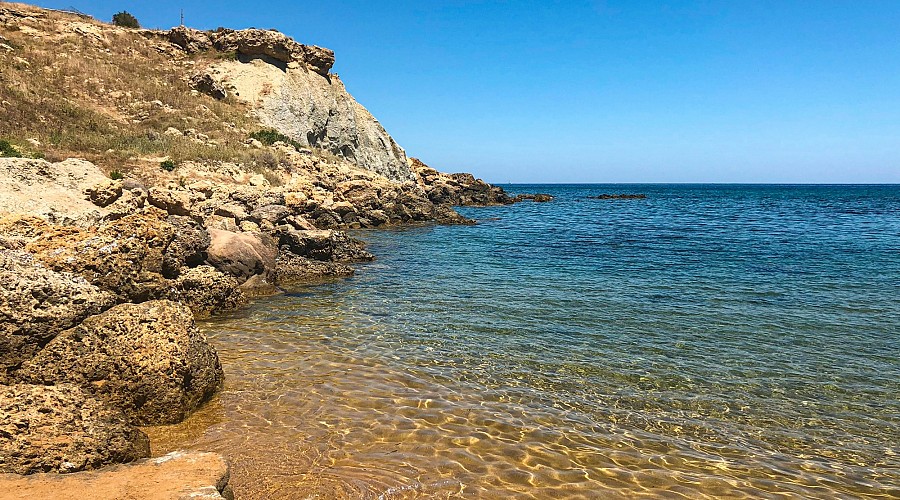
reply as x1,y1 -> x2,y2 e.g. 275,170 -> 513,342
112,11 -> 140,28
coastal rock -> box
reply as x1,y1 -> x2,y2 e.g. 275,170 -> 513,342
25,208 -> 175,302
18,300 -> 224,425
206,229 -> 277,284
410,158 -> 513,206
167,265 -> 246,317
0,450 -> 232,499
588,193 -> 647,200
515,193 -> 554,202
276,228 -> 373,262
162,215 -> 211,278
274,252 -> 353,285
84,179 -> 123,208
0,384 -> 150,475
0,250 -> 115,383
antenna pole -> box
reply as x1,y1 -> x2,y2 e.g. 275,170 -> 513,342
180,9 -> 184,26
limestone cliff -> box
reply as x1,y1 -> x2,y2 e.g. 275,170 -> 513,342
170,27 -> 414,182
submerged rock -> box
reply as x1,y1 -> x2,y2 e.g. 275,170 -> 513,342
18,300 -> 224,425
0,450 -> 231,499
0,384 -> 150,475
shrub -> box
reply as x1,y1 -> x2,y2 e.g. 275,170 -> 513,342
0,140 -> 22,157
160,159 -> 177,171
110,170 -> 124,180
249,129 -> 304,150
112,11 -> 140,28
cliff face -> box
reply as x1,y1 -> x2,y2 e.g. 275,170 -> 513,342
169,27 -> 414,182
212,57 -> 414,182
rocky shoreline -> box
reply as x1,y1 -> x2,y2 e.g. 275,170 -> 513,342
0,4 -> 552,497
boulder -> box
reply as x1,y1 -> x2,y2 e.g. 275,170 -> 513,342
0,158 -> 109,225
274,252 -> 353,285
18,300 -> 224,425
249,204 -> 291,225
166,265 -> 246,318
162,215 -> 211,278
276,228 -> 373,263
0,249 -> 116,382
0,384 -> 150,475
25,208 -> 175,302
0,450 -> 231,499
84,179 -> 122,208
190,71 -> 228,100
205,229 -> 277,284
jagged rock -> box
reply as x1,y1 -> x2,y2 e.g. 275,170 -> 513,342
211,28 -> 334,75
162,215 -> 211,278
0,450 -> 232,499
166,265 -> 246,318
148,186 -> 205,217
18,300 -> 224,425
515,193 -> 554,202
249,204 -> 291,225
85,179 -> 122,208
274,252 -> 353,285
410,158 -> 515,206
205,229 -> 277,284
276,228 -> 373,262
190,71 -> 228,100
0,249 -> 116,383
167,26 -> 212,53
0,384 -> 150,475
25,208 -> 175,302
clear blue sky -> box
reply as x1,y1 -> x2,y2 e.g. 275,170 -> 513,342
33,1 -> 900,183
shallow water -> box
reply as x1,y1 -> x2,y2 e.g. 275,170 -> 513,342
147,184 -> 900,499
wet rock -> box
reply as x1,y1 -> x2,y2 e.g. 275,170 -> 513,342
274,252 -> 353,285
0,384 -> 150,475
0,250 -> 116,383
205,229 -> 277,284
277,228 -> 373,263
18,300 -> 224,425
0,450 -> 231,499
514,193 -> 554,202
587,193 -> 647,200
167,265 -> 246,317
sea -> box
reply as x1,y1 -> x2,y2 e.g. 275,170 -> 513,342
147,184 -> 900,499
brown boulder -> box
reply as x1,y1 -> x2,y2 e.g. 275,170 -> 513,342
211,28 -> 334,75
0,250 -> 116,382
205,229 -> 277,284
166,265 -> 246,318
18,300 -> 224,425
274,252 -> 353,285
0,384 -> 150,475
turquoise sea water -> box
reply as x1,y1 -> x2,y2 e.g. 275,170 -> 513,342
153,184 -> 900,499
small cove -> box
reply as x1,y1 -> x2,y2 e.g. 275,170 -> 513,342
146,184 -> 900,499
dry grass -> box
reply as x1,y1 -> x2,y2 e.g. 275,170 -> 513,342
0,6 -> 265,175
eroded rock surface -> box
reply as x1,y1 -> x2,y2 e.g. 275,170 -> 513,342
0,384 -> 150,475
411,158 -> 514,206
0,158 -> 108,225
0,450 -> 231,500
0,249 -> 115,382
18,301 -> 224,425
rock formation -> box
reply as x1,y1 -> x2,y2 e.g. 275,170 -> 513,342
0,450 -> 232,499
18,301 -> 224,425
0,384 -> 150,475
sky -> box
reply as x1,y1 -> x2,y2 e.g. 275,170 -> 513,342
31,1 -> 900,183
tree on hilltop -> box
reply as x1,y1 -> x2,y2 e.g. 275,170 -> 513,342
112,11 -> 140,28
